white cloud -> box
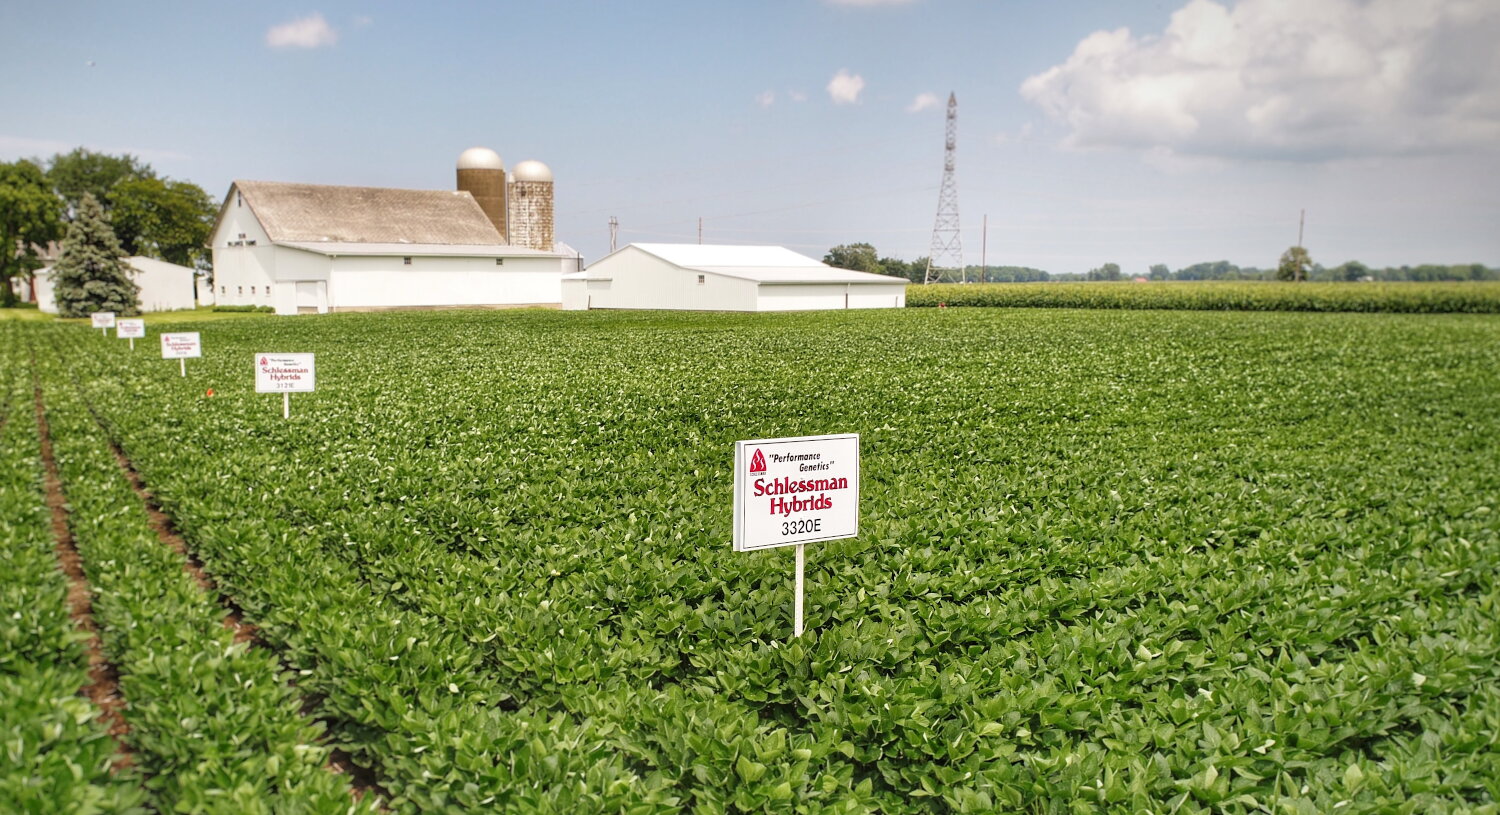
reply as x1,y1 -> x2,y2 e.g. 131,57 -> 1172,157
789,90 -> 808,103
756,90 -> 776,108
907,92 -> 940,113
1020,0 -> 1500,160
266,13 -> 339,49
353,15 -> 373,27
827,70 -> 866,105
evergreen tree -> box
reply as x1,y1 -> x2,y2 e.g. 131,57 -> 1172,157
51,193 -> 138,317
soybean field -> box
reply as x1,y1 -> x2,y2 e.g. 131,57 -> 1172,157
4,307 -> 1498,814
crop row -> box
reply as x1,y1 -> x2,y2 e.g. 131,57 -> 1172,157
41,308 -> 1500,813
0,327 -> 147,814
29,336 -> 372,814
906,281 -> 1500,313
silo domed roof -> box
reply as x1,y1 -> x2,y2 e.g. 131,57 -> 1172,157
512,160 -> 553,182
457,147 -> 504,170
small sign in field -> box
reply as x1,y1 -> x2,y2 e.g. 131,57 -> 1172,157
733,434 -> 860,552
91,312 -> 115,334
733,433 -> 860,638
256,353 -> 315,418
160,332 -> 201,376
117,318 -> 145,348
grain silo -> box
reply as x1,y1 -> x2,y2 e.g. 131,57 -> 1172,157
456,147 -> 508,241
508,160 -> 554,251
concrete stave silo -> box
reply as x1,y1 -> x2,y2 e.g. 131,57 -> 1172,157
508,159 -> 554,252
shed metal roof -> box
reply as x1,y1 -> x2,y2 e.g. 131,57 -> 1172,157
591,243 -> 907,285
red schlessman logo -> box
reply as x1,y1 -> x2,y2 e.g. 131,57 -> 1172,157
259,356 -> 268,365
749,448 -> 767,474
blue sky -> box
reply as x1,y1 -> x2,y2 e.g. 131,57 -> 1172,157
3,0 -> 1497,274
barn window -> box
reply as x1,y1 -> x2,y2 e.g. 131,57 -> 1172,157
697,274 -> 705,285
246,240 -> 256,246
403,257 -> 412,265
236,192 -> 242,207
495,258 -> 504,266
251,286 -> 256,295
237,286 -> 243,295
220,285 -> 225,295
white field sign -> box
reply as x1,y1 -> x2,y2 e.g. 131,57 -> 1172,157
256,353 -> 315,418
91,312 -> 115,334
117,318 -> 145,349
733,433 -> 859,638
160,332 -> 201,376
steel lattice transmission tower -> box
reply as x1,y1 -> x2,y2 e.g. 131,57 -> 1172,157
924,92 -> 962,284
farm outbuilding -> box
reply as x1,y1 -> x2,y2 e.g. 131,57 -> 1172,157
33,255 -> 199,314
561,243 -> 906,312
210,148 -> 579,315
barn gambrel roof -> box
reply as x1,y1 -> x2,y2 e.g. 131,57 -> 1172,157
220,180 -> 505,246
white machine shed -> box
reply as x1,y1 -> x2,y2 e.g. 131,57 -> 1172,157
33,256 -> 199,314
562,243 -> 906,312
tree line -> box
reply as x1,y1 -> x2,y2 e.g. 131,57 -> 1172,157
823,243 -> 1497,284
1,149 -> 216,308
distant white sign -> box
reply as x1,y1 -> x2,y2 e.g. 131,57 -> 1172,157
160,332 -> 202,359
91,312 -> 116,329
116,319 -> 145,339
255,353 -> 315,393
733,433 -> 859,552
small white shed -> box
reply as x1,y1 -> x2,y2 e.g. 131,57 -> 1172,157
34,256 -> 199,314
562,243 -> 906,312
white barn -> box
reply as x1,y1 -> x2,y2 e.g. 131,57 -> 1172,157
561,244 -> 906,312
33,256 -> 199,314
212,181 -> 577,315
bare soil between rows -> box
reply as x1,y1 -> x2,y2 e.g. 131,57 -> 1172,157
33,385 -> 133,772
101,426 -> 388,806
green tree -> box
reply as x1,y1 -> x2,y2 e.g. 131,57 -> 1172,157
824,243 -> 882,274
1149,263 -> 1170,281
1087,262 -> 1122,281
1277,246 -> 1312,281
1334,260 -> 1370,282
51,193 -> 138,317
109,176 -> 217,268
48,148 -> 152,218
882,256 -> 930,282
0,159 -> 64,307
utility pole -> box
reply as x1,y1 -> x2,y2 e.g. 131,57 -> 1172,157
608,216 -> 618,253
1297,208 -> 1307,281
924,93 -> 962,284
980,213 -> 988,283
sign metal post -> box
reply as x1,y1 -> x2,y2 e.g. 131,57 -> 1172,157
733,433 -> 859,638
794,543 -> 806,637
